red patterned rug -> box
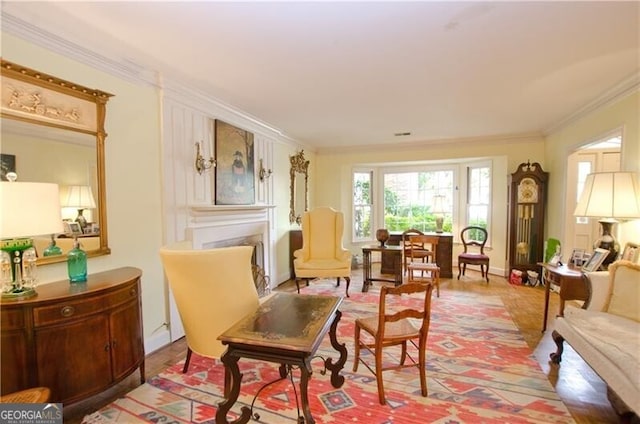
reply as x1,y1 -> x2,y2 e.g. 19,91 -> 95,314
84,280 -> 574,423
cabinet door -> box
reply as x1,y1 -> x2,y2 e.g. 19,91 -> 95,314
109,301 -> 144,381
35,314 -> 111,403
1,331 -> 29,394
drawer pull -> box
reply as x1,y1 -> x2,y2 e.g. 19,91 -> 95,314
104,343 -> 110,351
61,306 -> 75,317
129,288 -> 137,297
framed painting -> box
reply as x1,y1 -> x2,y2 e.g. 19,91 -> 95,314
621,242 -> 639,263
0,153 -> 16,181
582,248 -> 609,272
214,120 -> 255,205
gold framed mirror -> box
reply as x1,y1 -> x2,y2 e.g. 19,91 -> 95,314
1,59 -> 112,265
289,150 -> 309,224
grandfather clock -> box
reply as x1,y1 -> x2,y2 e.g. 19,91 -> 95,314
508,161 -> 549,276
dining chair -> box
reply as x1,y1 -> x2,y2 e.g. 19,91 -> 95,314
353,282 -> 434,404
401,229 -> 433,275
406,234 -> 440,297
457,226 -> 490,282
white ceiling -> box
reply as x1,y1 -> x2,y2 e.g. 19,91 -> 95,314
2,1 -> 639,150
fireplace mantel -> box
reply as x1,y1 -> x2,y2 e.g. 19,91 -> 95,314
190,204 -> 276,212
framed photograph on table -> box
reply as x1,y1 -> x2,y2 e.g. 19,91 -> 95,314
621,242 -> 639,263
582,248 -> 609,272
570,248 -> 585,267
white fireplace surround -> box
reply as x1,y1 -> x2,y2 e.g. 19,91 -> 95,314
187,204 -> 272,271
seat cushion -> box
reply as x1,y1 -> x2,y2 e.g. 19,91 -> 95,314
459,253 -> 489,260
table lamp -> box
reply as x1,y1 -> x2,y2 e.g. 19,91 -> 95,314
1,174 -> 63,298
62,185 -> 96,233
432,195 -> 446,233
573,171 -> 640,268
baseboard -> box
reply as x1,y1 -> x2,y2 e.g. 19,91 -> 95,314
144,328 -> 171,355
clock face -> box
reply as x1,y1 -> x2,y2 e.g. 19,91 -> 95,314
518,178 -> 538,203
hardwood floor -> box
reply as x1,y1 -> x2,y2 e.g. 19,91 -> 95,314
64,265 -> 634,423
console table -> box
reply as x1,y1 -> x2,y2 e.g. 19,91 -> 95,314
0,267 -> 145,403
538,263 -> 589,332
385,232 -> 453,278
217,292 -> 346,424
362,244 -> 403,292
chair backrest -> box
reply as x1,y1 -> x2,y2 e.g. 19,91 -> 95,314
300,207 -> 345,260
407,234 -> 439,261
377,282 -> 434,339
159,242 -> 260,358
604,260 -> 640,322
460,226 -> 488,254
402,228 -> 424,250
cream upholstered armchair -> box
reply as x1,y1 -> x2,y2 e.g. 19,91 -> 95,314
293,207 -> 352,296
159,242 -> 266,376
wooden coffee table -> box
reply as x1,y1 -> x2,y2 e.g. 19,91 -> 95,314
216,292 -> 347,424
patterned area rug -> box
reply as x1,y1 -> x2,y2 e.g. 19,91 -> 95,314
84,280 -> 575,423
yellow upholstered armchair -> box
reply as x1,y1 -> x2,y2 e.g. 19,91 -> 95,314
293,207 -> 352,296
159,242 -> 266,377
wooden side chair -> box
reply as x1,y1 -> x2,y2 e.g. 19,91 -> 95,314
0,387 -> 50,403
401,229 -> 434,275
353,282 -> 434,405
406,234 -> 440,297
457,226 -> 490,282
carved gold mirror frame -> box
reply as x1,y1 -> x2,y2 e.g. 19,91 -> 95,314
289,150 -> 309,224
1,59 -> 113,265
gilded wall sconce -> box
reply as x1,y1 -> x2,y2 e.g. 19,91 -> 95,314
195,141 -> 215,175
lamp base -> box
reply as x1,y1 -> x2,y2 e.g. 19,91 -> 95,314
595,220 -> 619,269
435,216 -> 444,234
1,286 -> 36,300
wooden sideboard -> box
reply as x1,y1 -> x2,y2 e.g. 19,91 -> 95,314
384,232 -> 453,278
0,267 -> 145,404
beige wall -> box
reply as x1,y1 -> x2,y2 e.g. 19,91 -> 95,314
312,136 -> 546,275
2,33 -> 167,348
545,92 -> 640,248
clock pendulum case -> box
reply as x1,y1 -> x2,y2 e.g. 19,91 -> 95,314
508,161 -> 549,276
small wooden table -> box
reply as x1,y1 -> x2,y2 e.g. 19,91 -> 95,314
538,263 -> 590,332
361,244 -> 403,292
216,293 -> 347,424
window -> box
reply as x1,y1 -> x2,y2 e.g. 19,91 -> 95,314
575,161 -> 592,224
351,159 -> 493,243
353,171 -> 372,240
382,169 -> 454,232
466,164 -> 490,229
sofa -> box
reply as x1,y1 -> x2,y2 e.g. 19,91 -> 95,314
550,260 -> 640,418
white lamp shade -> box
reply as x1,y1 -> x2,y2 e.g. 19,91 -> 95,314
62,185 -> 96,209
0,182 -> 64,239
432,195 -> 446,214
574,172 -> 640,219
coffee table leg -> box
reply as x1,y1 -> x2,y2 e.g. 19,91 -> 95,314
300,361 -> 314,424
216,349 -> 251,424
324,310 -> 346,388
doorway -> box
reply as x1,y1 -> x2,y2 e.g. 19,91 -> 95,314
563,130 -> 622,254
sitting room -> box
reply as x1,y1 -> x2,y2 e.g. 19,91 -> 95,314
1,2 -> 639,423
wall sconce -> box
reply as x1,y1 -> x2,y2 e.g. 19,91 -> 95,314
195,141 -> 215,175
258,159 -> 272,181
